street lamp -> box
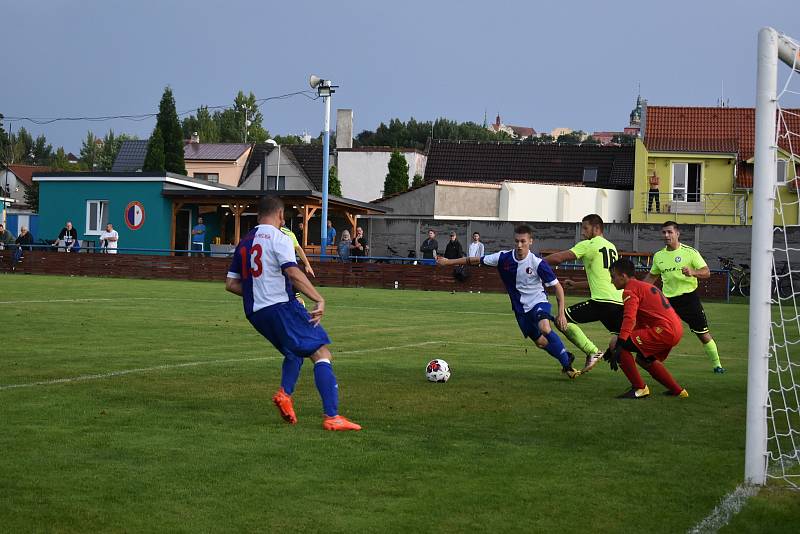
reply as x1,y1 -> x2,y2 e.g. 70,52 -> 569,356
264,139 -> 281,191
310,74 -> 337,256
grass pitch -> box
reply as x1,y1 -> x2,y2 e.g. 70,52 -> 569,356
0,275 -> 797,532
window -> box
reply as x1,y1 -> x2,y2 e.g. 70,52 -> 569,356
86,200 -> 109,235
582,167 -> 598,183
194,173 -> 219,183
777,159 -> 788,184
266,176 -> 286,190
671,162 -> 702,202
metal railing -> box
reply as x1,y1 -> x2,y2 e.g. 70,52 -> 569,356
642,192 -> 747,224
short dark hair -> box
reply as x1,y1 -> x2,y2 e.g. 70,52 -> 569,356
428,229 -> 436,234
472,231 -> 480,236
258,195 -> 284,217
662,220 -> 680,231
610,258 -> 635,277
582,214 -> 604,230
514,224 -> 533,238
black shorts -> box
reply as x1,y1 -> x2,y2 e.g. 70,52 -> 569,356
667,290 -> 709,334
565,299 -> 624,335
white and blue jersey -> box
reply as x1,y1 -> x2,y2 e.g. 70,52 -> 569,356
227,224 -> 299,317
481,250 -> 559,314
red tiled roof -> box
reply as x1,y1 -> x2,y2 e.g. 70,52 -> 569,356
644,106 -> 800,188
6,164 -> 51,187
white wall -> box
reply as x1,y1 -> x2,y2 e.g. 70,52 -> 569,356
337,151 -> 427,202
500,182 -> 630,223
0,170 -> 26,204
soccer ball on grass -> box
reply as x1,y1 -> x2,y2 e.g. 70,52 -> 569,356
426,359 -> 451,383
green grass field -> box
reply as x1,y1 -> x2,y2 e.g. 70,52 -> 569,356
1,275 -> 798,532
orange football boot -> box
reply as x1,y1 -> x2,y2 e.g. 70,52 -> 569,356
272,388 -> 297,424
322,415 -> 362,431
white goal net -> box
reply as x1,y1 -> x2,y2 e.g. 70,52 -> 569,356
749,28 -> 800,488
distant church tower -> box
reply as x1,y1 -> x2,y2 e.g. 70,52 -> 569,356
629,93 -> 644,127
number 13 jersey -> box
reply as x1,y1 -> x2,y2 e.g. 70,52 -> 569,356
570,236 -> 623,304
227,224 -> 298,317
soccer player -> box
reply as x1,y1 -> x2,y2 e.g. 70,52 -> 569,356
436,225 -> 580,378
605,259 -> 687,399
644,221 -> 725,373
226,196 -> 361,431
545,214 -> 624,373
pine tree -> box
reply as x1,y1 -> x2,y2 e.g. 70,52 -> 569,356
23,182 -> 39,212
152,87 -> 186,174
143,127 -> 166,172
383,150 -> 410,196
79,131 -> 99,169
328,165 -> 342,197
412,173 -> 425,188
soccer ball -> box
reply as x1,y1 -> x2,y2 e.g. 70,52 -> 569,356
426,359 -> 451,383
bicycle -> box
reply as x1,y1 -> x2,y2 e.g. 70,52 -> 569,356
718,256 -> 751,297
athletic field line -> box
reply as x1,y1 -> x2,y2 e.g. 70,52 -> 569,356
686,484 -> 759,534
0,341 -> 438,391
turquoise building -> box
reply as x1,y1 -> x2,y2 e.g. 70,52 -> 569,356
33,172 -> 230,253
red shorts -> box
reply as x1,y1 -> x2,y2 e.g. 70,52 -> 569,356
629,325 -> 682,361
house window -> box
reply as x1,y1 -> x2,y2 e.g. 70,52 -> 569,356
671,162 -> 702,202
582,167 -> 598,183
777,159 -> 788,184
86,200 -> 109,235
194,173 -> 219,183
267,176 -> 286,190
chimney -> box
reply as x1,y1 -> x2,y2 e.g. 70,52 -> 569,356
191,131 -> 200,143
336,109 -> 353,149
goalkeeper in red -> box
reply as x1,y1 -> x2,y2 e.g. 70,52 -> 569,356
605,258 -> 687,399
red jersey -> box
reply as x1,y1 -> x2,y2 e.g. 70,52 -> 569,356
619,278 -> 683,340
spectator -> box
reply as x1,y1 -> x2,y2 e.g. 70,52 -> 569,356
468,231 -> 485,258
420,230 -> 438,262
351,227 -> 368,262
326,220 -> 337,246
99,223 -> 119,254
55,221 -> 80,253
13,226 -> 32,266
444,231 -> 465,259
294,221 -> 305,244
648,173 -> 661,213
0,223 -> 14,250
338,229 -> 352,263
191,217 -> 206,255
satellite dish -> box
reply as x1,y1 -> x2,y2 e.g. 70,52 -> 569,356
309,75 -> 323,89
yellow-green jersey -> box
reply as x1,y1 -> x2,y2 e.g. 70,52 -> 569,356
280,227 -> 300,249
569,236 -> 623,303
650,244 -> 707,298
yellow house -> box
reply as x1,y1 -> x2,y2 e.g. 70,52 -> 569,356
633,106 -> 800,225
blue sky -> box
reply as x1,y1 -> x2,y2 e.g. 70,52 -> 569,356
2,0 -> 799,152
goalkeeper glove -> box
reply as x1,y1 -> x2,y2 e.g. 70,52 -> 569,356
602,345 -> 623,372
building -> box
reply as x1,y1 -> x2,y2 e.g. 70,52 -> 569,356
112,140 -> 251,187
336,147 -> 427,202
488,114 -> 536,140
239,143 -> 325,191
1,164 -> 50,206
374,140 -> 634,222
632,105 -> 800,225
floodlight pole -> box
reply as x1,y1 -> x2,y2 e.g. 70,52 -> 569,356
746,26 -> 778,486
318,80 -> 335,257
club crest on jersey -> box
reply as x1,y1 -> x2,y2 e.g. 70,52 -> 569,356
526,266 -> 534,275
674,256 -> 682,263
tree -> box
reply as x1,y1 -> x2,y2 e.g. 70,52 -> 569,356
143,127 -> 166,172
383,150 -> 409,196
31,135 -> 53,165
181,106 -> 219,143
582,136 -> 601,146
151,86 -> 186,175
216,91 -> 269,143
328,165 -> 342,197
97,130 -> 138,171
272,134 -> 305,145
50,147 -> 76,171
611,133 -> 636,146
412,173 -> 425,188
79,131 -> 99,169
355,117 -> 513,149
23,181 -> 39,212
556,131 -> 586,145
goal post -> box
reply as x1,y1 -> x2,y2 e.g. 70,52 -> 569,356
747,27 -> 800,486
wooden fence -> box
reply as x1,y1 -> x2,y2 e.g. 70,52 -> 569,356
0,251 -> 730,299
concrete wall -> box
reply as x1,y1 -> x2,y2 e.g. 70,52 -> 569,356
378,182 -> 436,216
240,150 -> 316,190
500,182 -> 630,223
336,109 -> 353,149
185,147 -> 251,187
337,150 -> 427,202
435,183 -> 500,218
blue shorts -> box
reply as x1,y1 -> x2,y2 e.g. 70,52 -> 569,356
248,300 -> 331,359
514,302 -> 553,340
